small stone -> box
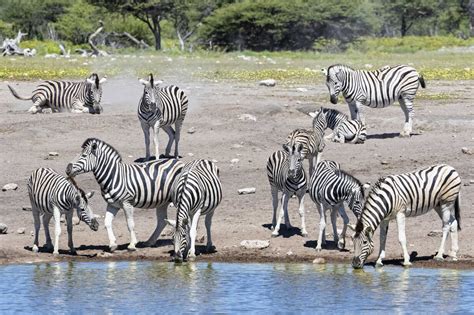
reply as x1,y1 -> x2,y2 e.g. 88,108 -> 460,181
428,230 -> 443,237
381,161 -> 389,165
187,127 -> 196,134
470,179 -> 474,184
98,252 -> 113,258
259,79 -> 276,87
73,217 -> 80,225
296,87 -> 308,92
461,147 -> 473,155
231,158 -> 240,164
30,231 -> 34,236
2,183 -> 18,191
232,144 -> 243,149
22,206 -> 32,211
240,240 -> 270,250
0,223 -> 7,234
48,152 -> 59,157
464,182 -> 471,186
313,257 -> 326,264
17,228 -> 25,234
211,159 -> 218,163
238,187 -> 256,195
287,250 -> 293,256
188,153 -> 194,157
238,114 -> 257,122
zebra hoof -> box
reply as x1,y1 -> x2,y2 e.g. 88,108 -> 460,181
399,131 -> 411,138
271,233 -> 279,238
301,232 -> 308,237
375,261 -> 384,267
53,251 -> 59,256
32,245 -> 39,253
434,255 -> 444,261
109,244 -> 118,252
315,247 -> 322,252
402,261 -> 412,267
127,244 -> 137,251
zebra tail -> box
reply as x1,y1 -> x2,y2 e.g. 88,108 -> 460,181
7,84 -> 33,100
418,75 -> 426,89
455,194 -> 461,231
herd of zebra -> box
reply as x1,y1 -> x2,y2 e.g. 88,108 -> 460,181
8,63 -> 462,269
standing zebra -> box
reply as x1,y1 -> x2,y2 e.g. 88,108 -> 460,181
322,64 -> 425,137
267,143 -> 308,237
352,164 -> 461,269
66,138 -> 184,252
8,73 -> 106,114
27,168 -> 99,255
309,160 -> 366,251
165,159 -> 222,262
285,128 -> 325,176
138,73 -> 188,160
309,107 -> 367,144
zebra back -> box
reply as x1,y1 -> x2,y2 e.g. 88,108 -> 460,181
320,107 -> 348,130
156,85 -> 188,126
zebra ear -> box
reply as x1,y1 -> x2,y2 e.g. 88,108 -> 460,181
363,182 -> 371,190
149,73 -> 154,86
308,111 -> 317,118
282,143 -> 290,152
85,191 -> 95,199
91,143 -> 97,155
139,78 -> 149,86
321,68 -> 328,76
154,79 -> 163,87
99,76 -> 107,85
86,78 -> 95,84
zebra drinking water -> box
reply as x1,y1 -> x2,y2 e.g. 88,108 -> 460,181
322,64 -> 425,137
267,143 -> 308,237
352,164 -> 461,269
8,73 -> 106,114
138,73 -> 188,159
309,107 -> 367,144
27,168 -> 99,255
66,138 -> 184,252
165,159 -> 222,262
309,160 -> 367,251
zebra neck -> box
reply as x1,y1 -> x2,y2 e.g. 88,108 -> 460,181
78,82 -> 93,106
92,153 -> 123,191
360,200 -> 387,232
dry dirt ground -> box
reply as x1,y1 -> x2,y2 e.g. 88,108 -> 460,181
0,75 -> 473,269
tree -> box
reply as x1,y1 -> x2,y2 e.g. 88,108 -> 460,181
470,0 -> 474,36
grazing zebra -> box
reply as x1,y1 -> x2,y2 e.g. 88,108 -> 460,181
8,73 -> 106,114
138,73 -> 188,159
322,64 -> 425,137
309,107 -> 367,144
352,164 -> 461,269
309,160 -> 367,251
285,128 -> 325,176
165,159 -> 222,262
27,168 -> 99,255
66,138 -> 184,252
267,143 -> 307,237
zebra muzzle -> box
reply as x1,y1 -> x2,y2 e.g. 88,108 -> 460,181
330,95 -> 338,104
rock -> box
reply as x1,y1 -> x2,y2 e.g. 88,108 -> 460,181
464,182 -> 470,186
22,206 -> 32,211
188,153 -> 194,157
73,217 -> 80,225
240,240 -> 270,250
187,127 -> 196,134
313,257 -> 326,264
97,252 -> 113,258
461,147 -> 473,155
296,87 -> 308,92
17,228 -> 25,234
238,114 -> 257,122
380,161 -> 389,165
2,183 -> 18,191
428,230 -> 443,237
231,158 -> 240,164
232,144 -> 243,149
259,79 -> 276,87
286,250 -> 293,256
0,223 -> 7,234
211,159 -> 218,163
238,187 -> 256,195
471,179 -> 474,184
48,152 -> 59,157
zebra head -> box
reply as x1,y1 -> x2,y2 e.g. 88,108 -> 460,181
66,138 -> 102,177
139,73 -> 158,112
85,73 -> 106,114
324,66 -> 344,104
348,187 -> 365,218
310,107 -> 328,131
351,221 -> 375,269
283,142 -> 304,179
75,190 -> 99,231
167,213 -> 191,263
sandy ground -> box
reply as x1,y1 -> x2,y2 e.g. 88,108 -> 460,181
0,75 -> 473,269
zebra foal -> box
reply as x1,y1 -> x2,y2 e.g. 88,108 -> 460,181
66,138 -> 184,252
8,73 -> 106,114
165,159 -> 222,262
352,164 -> 461,269
28,168 -> 99,255
138,73 -> 188,160
322,64 -> 425,137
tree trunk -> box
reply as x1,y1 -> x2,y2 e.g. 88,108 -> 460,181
153,30 -> 161,50
177,31 -> 185,51
470,0 -> 474,37
401,15 -> 407,37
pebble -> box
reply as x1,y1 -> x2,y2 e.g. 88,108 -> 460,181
238,114 -> 257,122
188,153 -> 194,157
22,206 -> 32,211
461,147 -> 473,155
97,252 -> 113,258
17,228 -> 25,234
2,183 -> 18,191
286,250 -> 293,256
296,87 -> 308,92
232,144 -> 243,149
240,240 -> 270,250
380,161 -> 389,165
238,187 -> 256,195
470,179 -> 474,184
313,257 -> 326,264
0,223 -> 7,234
231,158 -> 240,164
187,127 -> 196,134
211,159 -> 218,163
48,152 -> 59,157
259,79 -> 276,87
428,230 -> 443,237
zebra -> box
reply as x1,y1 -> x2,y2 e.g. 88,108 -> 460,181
267,143 -> 307,237
65,138 -> 184,252
351,164 -> 461,269
309,107 -> 367,144
27,168 -> 99,255
138,73 -> 188,160
309,160 -> 367,251
8,73 -> 106,114
165,159 -> 222,262
322,64 -> 426,137
285,128 -> 324,176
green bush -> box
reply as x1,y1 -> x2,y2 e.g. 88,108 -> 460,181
0,20 -> 15,39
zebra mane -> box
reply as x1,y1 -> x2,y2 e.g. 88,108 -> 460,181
334,168 -> 363,188
328,64 -> 354,72
66,176 -> 87,201
321,107 -> 347,118
368,176 -> 387,196
81,138 -> 122,161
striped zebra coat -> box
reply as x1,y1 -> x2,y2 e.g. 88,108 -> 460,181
28,168 -> 99,255
352,164 -> 461,269
138,73 -> 188,159
166,159 -> 222,261
8,73 -> 106,114
285,128 -> 325,176
309,160 -> 366,251
66,138 -> 184,252
267,144 -> 308,237
323,64 -> 425,137
310,107 -> 367,144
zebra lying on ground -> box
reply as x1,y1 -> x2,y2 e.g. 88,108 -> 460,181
309,160 -> 367,251
165,159 -> 222,262
322,64 -> 425,137
285,128 -> 325,176
352,164 -> 461,269
138,73 -> 188,159
8,73 -> 106,114
267,143 -> 308,237
309,107 -> 367,144
27,168 -> 99,255
66,138 -> 184,252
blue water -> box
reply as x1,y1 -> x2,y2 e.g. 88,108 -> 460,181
0,261 -> 473,313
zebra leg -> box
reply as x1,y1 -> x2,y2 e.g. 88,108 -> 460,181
434,204 -> 452,261
308,157 -> 314,178
66,213 -> 76,255
145,203 -> 169,247
122,203 -> 138,251
189,208 -> 202,260
316,203 -> 326,251
205,211 -> 215,252
272,193 -> 288,237
348,102 -> 358,120
297,191 -> 308,237
355,102 -> 365,124
399,97 -> 414,137
163,126 -> 175,157
330,206 -> 339,246
396,212 -> 411,266
376,220 -> 389,266
141,122 -> 151,160
52,207 -> 62,255
104,205 -> 120,252
271,186 -> 279,231
32,207 -> 41,253
337,204 -> 349,250
283,194 -> 292,230
153,121 -> 162,159
42,213 -> 53,252
449,214 -> 459,261
28,98 -> 47,114
174,120 -> 184,158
